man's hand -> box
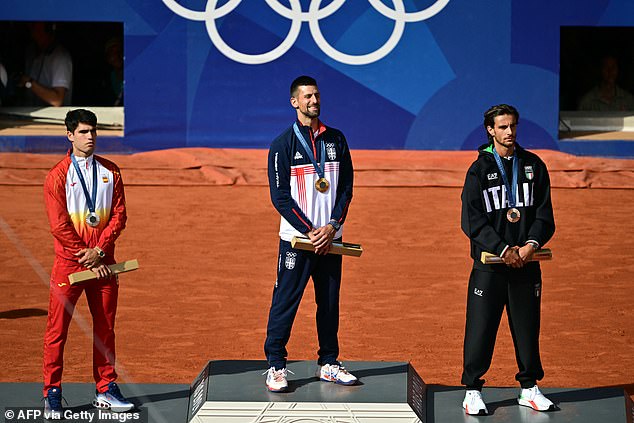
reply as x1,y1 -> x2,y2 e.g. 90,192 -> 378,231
307,224 -> 336,255
518,244 -> 536,264
90,263 -> 112,279
17,75 -> 67,107
75,248 -> 103,269
502,246 -> 523,268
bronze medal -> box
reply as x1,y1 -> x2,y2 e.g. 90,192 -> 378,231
507,208 -> 520,223
315,177 -> 330,193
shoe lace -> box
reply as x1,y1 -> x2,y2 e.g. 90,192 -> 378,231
272,370 -> 286,382
329,363 -> 350,376
262,368 -> 294,381
106,382 -> 126,401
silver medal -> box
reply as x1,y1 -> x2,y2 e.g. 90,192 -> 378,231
86,212 -> 100,227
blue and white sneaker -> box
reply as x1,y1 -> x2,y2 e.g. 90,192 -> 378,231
92,382 -> 134,412
318,363 -> 358,385
43,387 -> 64,420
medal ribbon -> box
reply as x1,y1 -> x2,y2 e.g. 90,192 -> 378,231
70,155 -> 98,213
293,122 -> 325,179
492,148 -> 518,208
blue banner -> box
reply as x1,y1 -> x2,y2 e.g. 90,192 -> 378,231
2,0 -> 634,156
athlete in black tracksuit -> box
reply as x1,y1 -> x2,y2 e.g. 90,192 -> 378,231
461,117 -> 555,393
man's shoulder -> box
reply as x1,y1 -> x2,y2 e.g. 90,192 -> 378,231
47,155 -> 71,176
323,125 -> 345,141
466,158 -> 489,180
95,155 -> 122,174
44,156 -> 71,191
270,123 -> 347,146
51,44 -> 72,60
468,148 -> 493,170
518,147 -> 545,166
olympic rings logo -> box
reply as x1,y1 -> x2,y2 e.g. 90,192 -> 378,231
161,0 -> 450,65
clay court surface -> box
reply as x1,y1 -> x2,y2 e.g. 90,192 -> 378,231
0,149 -> 632,399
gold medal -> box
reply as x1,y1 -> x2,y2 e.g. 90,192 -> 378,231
507,208 -> 520,223
315,177 -> 330,193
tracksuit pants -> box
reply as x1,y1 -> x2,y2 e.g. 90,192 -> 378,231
461,266 -> 544,390
264,239 -> 342,370
43,276 -> 119,396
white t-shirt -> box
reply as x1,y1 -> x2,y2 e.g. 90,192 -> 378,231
25,43 -> 73,106
0,63 -> 7,88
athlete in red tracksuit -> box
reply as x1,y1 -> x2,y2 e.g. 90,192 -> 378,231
42,109 -> 132,415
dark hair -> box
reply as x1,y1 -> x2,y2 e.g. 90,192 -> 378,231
483,104 -> 519,141
290,75 -> 317,97
65,109 -> 97,133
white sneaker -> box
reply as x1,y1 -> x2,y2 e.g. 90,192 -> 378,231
518,385 -> 556,411
462,390 -> 488,415
318,363 -> 358,385
264,367 -> 289,392
92,382 -> 134,412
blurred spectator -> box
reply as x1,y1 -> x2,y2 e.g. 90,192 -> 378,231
0,61 -> 7,105
578,55 -> 634,111
18,22 -> 73,107
103,37 -> 123,106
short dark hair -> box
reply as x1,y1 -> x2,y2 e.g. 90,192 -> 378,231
290,75 -> 317,97
483,104 -> 519,141
65,109 -> 97,133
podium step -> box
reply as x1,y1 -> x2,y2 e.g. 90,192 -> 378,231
186,360 -> 633,423
187,360 -> 425,422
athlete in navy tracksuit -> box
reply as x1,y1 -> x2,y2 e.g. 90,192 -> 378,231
460,104 -> 556,415
263,76 -> 356,392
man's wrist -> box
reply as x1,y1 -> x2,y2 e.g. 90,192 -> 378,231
525,241 -> 539,251
328,219 -> 341,231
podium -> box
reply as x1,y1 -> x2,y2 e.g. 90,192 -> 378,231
187,360 -> 425,422
185,360 -> 633,423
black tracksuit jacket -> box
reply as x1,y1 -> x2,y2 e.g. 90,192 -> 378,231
461,142 -> 556,271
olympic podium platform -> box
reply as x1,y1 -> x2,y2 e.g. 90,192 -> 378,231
184,360 -> 634,423
187,360 -> 425,422
1,361 -> 632,423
